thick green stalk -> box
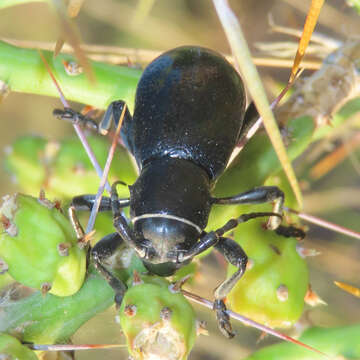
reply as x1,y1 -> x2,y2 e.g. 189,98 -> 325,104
0,268 -> 114,344
0,41 -> 141,110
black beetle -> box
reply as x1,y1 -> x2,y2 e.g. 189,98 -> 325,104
55,46 -> 301,338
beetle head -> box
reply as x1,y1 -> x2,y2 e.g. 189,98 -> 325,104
133,216 -> 199,276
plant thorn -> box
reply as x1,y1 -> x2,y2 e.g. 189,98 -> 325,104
305,285 -> 327,306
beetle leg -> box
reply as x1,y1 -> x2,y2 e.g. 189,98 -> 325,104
213,236 -> 248,339
53,108 -> 99,131
99,100 -> 132,134
275,224 -> 306,239
71,194 -> 130,212
91,232 -> 128,306
53,100 -> 134,151
205,212 -> 279,338
212,186 -> 284,230
99,100 -> 134,154
110,182 -> 148,258
171,211 -> 279,263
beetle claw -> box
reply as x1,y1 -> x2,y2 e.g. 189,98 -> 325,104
214,299 -> 235,339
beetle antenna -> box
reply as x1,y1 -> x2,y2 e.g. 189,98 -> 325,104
38,50 -> 111,193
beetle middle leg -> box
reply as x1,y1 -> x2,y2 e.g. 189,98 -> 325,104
212,186 -> 285,230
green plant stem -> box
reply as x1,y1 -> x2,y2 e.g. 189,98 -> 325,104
0,41 -> 141,110
0,268 -> 114,344
0,0 -> 48,9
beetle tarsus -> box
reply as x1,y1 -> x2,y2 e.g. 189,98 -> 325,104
275,225 -> 306,239
214,299 -> 235,339
53,108 -> 99,131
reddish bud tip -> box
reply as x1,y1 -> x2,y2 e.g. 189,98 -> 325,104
124,304 -> 137,317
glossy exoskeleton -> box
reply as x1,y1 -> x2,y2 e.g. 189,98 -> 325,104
56,46 -> 300,338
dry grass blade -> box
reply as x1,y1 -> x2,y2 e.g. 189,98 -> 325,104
67,0 -> 85,17
290,0 -> 325,81
334,281 -> 360,298
51,0 -> 94,81
310,132 -> 360,179
131,0 -> 157,27
86,105 -> 127,234
54,0 -> 85,56
213,0 -> 303,208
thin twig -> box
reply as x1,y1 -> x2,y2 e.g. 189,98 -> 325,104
285,207 -> 360,240
182,289 -> 330,358
27,344 -> 125,351
38,50 -> 111,193
86,105 -> 127,233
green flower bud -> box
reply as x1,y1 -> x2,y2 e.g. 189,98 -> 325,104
227,220 -> 308,328
4,135 -> 137,200
0,333 -> 37,360
0,193 -> 86,296
3,136 -> 48,195
119,275 -> 197,360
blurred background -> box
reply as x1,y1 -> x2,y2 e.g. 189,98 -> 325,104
0,0 -> 360,359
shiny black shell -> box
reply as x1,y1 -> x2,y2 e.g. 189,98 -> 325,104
125,46 -> 246,180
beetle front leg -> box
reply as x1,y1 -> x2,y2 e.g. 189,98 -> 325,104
170,212 -> 279,263
53,108 -> 99,131
91,232 -> 128,306
98,100 -> 132,136
53,100 -> 133,150
111,182 -> 148,258
213,237 -> 247,339
71,194 -> 130,212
